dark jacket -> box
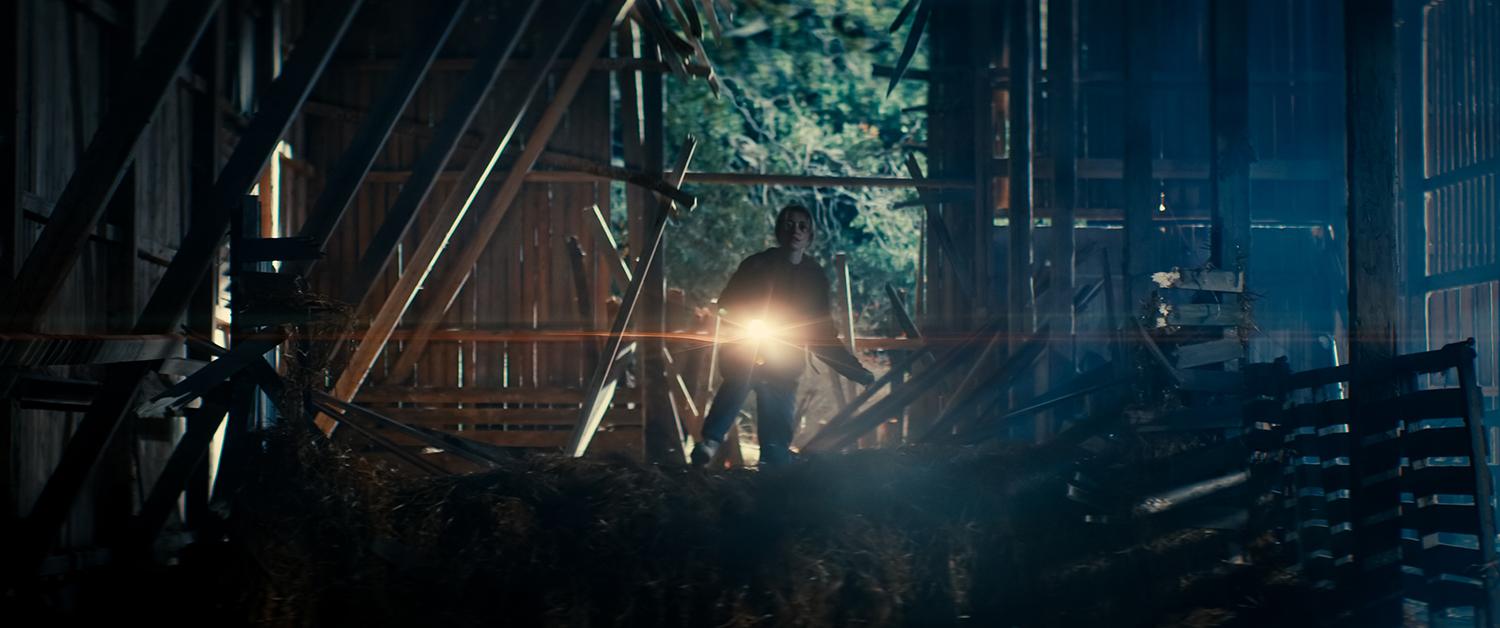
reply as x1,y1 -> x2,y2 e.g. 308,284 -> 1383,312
716,248 -> 867,383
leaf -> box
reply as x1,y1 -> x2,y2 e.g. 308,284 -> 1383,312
888,0 -> 921,33
886,0 -> 932,97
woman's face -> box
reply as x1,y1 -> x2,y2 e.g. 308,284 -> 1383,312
775,210 -> 813,253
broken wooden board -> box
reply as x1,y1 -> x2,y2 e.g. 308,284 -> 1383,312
1150,269 -> 1245,293
1159,303 -> 1246,328
1173,338 -> 1245,369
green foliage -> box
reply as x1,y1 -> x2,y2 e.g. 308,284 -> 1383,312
661,0 -> 928,335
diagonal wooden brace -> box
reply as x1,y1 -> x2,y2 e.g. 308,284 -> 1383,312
567,137 -> 697,457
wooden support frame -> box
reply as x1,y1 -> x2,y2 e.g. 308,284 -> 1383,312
335,0 -> 548,308
3,0 -> 223,331
373,0 -> 640,391
288,0 -> 471,278
567,137 -> 697,457
11,0 -> 364,578
1045,0 -> 1078,419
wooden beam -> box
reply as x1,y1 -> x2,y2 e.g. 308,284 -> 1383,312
567,137 -> 695,457
1398,0 -> 1428,355
1,0 -> 17,288
0,333 -> 183,367
637,29 -> 682,464
337,0 -> 549,313
537,151 -> 695,208
1209,0 -> 1251,271
373,1 -> 636,392
12,0 -> 364,578
1008,0 -> 1036,346
336,0 -> 625,409
526,169 -> 974,188
337,54 -> 711,77
3,0 -> 223,331
287,0 -> 471,278
1343,0 -> 1402,616
1045,0 -> 1079,432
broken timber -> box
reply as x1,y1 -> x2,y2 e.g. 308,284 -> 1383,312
567,137 -> 697,457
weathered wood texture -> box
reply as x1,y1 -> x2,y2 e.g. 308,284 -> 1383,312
8,0 -> 202,547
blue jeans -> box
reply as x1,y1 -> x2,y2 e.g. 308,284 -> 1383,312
700,371 -> 797,466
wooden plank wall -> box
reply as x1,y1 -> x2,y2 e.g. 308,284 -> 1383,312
301,1 -> 624,451
1415,0 -> 1500,414
10,0 -> 197,548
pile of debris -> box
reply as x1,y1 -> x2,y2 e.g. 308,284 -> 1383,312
180,419 -> 1321,627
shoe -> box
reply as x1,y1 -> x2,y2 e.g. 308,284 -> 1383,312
690,439 -> 720,467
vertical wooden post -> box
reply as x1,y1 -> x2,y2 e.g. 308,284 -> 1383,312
1344,0 -> 1402,620
971,0 -> 998,321
1210,0 -> 1251,273
1398,0 -> 1428,355
1122,0 -> 1155,314
639,24 -> 682,463
1045,0 -> 1077,437
1008,0 -> 1035,347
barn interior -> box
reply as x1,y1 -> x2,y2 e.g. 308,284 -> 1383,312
3,0 -> 1499,625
